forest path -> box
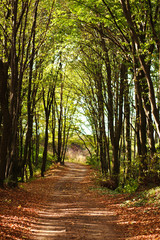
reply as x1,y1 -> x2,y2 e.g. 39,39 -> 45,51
30,162 -> 124,240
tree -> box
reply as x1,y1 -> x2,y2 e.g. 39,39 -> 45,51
0,61 -> 11,187
119,0 -> 160,137
0,0 -> 54,187
41,86 -> 55,177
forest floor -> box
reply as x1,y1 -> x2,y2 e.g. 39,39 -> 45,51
0,162 -> 160,240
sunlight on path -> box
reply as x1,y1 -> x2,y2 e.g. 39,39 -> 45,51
31,163 -> 124,240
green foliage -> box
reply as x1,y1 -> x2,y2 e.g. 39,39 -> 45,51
1,0 -> 160,188
86,155 -> 100,169
33,147 -> 55,177
89,185 -> 117,195
116,178 -> 139,194
89,170 -> 120,195
121,187 -> 160,208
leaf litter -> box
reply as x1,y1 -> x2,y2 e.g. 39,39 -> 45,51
0,163 -> 159,239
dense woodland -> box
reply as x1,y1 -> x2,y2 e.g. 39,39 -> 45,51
0,0 -> 160,189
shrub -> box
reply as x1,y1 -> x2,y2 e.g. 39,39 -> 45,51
86,155 -> 100,169
116,178 -> 139,193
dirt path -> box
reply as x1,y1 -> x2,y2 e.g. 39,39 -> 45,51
30,162 -> 124,240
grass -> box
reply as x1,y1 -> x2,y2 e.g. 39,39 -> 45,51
89,166 -> 160,210
121,186 -> 160,207
89,185 -> 119,195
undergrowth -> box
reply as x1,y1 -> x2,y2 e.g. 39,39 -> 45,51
89,159 -> 160,210
86,155 -> 101,169
121,186 -> 160,207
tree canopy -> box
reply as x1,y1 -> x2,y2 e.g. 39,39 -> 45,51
0,0 -> 160,189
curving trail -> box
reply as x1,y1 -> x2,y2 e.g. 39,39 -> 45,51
31,162 -> 124,240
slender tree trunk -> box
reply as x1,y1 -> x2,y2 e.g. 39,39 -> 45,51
52,100 -> 57,156
112,62 -> 124,186
41,87 -> 54,176
95,68 -> 108,174
124,67 -> 131,178
41,118 -> 49,177
120,0 -> 160,137
19,116 -> 24,172
21,82 -> 35,180
57,82 -> 63,163
135,94 -> 141,156
28,141 -> 33,178
35,111 -> 39,166
106,131 -> 111,175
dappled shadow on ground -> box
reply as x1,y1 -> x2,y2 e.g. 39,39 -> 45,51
31,205 -> 119,240
115,203 -> 160,239
0,164 -> 160,240
0,162 -> 159,239
31,163 -> 124,240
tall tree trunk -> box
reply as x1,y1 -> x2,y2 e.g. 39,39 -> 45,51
134,66 -> 148,181
135,95 -> 141,156
124,67 -> 131,179
28,141 -> 33,178
102,37 -> 124,187
140,70 -> 156,157
21,81 -> 35,181
52,99 -> 57,157
57,82 -> 63,164
41,87 -> 54,176
41,118 -> 49,177
7,0 -> 20,186
96,70 -> 108,174
112,62 -> 124,186
21,1 -> 38,180
120,0 -> 160,137
0,61 -> 11,188
35,111 -> 39,166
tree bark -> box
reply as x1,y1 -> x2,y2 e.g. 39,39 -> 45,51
0,61 -> 11,188
134,67 -> 148,180
95,68 -> 108,174
101,35 -> 124,186
120,0 -> 160,137
124,66 -> 131,179
35,111 -> 40,166
52,101 -> 57,157
41,87 -> 54,177
57,82 -> 63,164
41,118 -> 49,177
112,62 -> 124,186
